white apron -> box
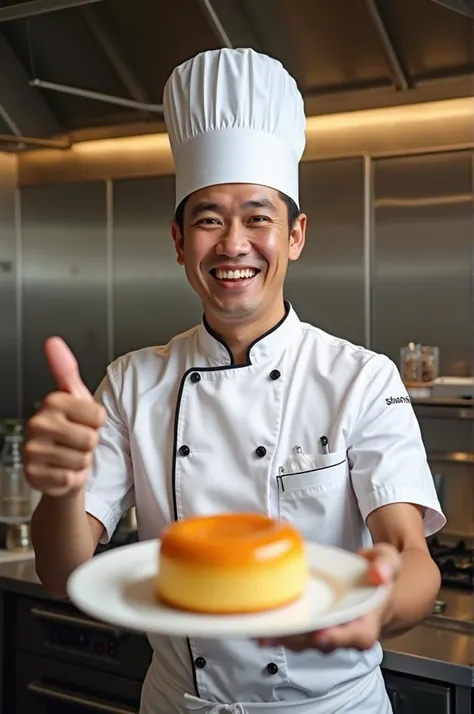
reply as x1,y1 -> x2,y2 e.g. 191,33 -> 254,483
139,653 -> 393,714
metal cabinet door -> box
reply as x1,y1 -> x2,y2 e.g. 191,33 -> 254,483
383,670 -> 453,714
15,651 -> 142,714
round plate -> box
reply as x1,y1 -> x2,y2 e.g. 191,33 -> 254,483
67,540 -> 388,638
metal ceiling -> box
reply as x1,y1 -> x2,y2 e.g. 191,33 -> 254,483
0,0 -> 472,150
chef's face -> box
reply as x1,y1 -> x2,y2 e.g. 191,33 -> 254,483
171,183 -> 306,324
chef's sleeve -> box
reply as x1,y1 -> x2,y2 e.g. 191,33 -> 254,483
83,361 -> 134,544
349,353 -> 446,537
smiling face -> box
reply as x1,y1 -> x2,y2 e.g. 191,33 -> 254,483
171,183 -> 306,329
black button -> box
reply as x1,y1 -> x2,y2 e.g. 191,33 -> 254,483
267,662 -> 279,675
190,372 -> 201,383
195,656 -> 206,669
256,446 -> 267,458
270,370 -> 281,380
179,445 -> 190,456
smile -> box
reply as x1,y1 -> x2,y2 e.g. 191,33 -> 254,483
211,268 -> 260,281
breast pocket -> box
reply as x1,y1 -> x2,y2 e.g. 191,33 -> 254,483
277,450 -> 357,546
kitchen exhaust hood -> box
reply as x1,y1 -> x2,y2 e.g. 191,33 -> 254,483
0,0 -> 472,150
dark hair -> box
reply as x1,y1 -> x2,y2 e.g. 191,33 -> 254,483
174,190 -> 300,235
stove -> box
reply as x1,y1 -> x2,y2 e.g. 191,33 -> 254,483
428,536 -> 474,591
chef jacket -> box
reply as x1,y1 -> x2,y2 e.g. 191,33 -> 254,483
84,302 -> 445,714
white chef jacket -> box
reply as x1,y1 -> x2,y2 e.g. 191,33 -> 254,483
84,302 -> 445,714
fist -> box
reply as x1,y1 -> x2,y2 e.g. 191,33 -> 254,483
24,337 -> 106,497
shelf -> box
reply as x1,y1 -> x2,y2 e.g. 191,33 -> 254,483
413,400 -> 474,420
428,452 -> 474,465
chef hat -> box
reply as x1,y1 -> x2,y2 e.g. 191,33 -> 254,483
163,47 -> 306,209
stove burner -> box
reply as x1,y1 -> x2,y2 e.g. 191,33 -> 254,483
428,537 -> 474,591
456,558 -> 473,571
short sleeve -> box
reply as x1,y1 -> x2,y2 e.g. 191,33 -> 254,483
84,361 -> 134,544
348,354 -> 446,537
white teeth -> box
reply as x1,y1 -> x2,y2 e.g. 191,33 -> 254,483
215,268 -> 257,280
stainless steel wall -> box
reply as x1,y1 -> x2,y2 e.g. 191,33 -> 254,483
0,154 -> 18,419
372,150 -> 474,375
286,158 -> 366,346
20,182 -> 109,414
2,147 -> 474,536
112,176 -> 201,360
8,158 -> 368,418
1,150 -> 474,422
371,149 -> 474,539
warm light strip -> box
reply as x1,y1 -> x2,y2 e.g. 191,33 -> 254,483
71,97 -> 474,156
72,132 -> 171,155
306,97 -> 474,132
375,194 -> 473,208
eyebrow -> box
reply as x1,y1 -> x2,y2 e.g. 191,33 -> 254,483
189,198 -> 278,220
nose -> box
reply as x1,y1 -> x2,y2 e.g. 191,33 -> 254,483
215,222 -> 250,258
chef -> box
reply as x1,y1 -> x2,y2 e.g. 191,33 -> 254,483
26,48 -> 445,714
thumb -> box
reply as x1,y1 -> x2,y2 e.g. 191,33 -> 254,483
45,336 -> 92,401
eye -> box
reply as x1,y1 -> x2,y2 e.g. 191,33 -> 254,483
249,215 -> 270,223
194,217 -> 221,226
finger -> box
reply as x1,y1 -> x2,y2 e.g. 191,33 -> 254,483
25,463 -> 87,496
27,412 -> 101,451
358,544 -> 401,585
41,392 -> 105,430
313,616 -> 380,651
45,337 -> 92,401
24,440 -> 93,472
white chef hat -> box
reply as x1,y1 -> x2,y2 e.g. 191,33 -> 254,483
163,47 -> 306,209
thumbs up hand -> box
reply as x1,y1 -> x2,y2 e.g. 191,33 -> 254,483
25,338 -> 106,497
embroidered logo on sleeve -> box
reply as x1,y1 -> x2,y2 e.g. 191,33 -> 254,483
385,396 -> 411,406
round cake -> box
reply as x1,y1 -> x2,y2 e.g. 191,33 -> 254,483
155,512 -> 308,614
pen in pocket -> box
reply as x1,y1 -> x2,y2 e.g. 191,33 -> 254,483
320,436 -> 329,454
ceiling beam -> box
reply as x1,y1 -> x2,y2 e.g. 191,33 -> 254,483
0,133 -> 69,148
196,0 -> 262,52
364,0 -> 410,91
0,104 -> 22,137
0,0 -> 104,23
79,4 -> 152,106
429,0 -> 474,18
197,0 -> 233,48
30,78 -> 163,113
0,31 -> 63,138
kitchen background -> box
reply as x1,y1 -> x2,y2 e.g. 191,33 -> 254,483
0,2 -> 473,712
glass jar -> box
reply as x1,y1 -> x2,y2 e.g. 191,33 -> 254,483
400,342 -> 422,384
421,345 -> 439,383
0,421 -> 32,524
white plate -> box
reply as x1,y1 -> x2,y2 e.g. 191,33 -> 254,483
67,539 -> 388,638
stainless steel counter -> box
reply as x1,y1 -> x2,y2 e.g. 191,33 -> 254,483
382,623 -> 474,687
0,553 -> 472,690
0,553 -> 49,598
383,588 -> 474,687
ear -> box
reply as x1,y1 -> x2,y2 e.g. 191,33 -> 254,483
171,220 -> 185,266
288,214 -> 307,261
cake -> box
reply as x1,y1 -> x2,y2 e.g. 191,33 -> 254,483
155,512 -> 308,614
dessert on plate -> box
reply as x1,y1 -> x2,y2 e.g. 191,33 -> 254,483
155,512 -> 308,614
